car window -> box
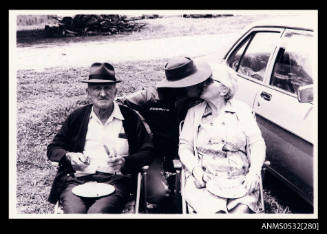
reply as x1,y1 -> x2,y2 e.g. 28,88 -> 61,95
270,32 -> 314,94
227,35 -> 251,71
227,31 -> 281,82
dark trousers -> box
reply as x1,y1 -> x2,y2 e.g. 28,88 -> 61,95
59,172 -> 130,214
145,154 -> 183,213
145,152 -> 179,203
145,156 -> 170,204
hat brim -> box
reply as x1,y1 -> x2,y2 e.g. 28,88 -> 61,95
81,79 -> 122,84
156,62 -> 212,88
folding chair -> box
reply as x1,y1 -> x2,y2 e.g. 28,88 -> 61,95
175,120 -> 270,214
52,162 -> 149,214
174,159 -> 270,214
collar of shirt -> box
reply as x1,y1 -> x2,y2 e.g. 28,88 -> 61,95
203,100 -> 237,118
90,101 -> 124,126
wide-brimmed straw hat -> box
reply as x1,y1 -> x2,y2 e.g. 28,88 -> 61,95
156,57 -> 212,88
81,62 -> 122,84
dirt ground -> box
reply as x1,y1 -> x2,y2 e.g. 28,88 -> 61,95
14,14 -> 275,71
15,33 -> 239,71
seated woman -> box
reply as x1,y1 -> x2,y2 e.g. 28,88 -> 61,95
178,64 -> 266,214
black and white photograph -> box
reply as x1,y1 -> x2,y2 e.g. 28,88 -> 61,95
9,9 -> 318,221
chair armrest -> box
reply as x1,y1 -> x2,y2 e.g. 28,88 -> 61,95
135,165 -> 150,214
172,159 -> 183,196
141,165 -> 149,173
263,160 -> 271,171
51,162 -> 59,167
263,160 -> 271,167
173,159 -> 182,170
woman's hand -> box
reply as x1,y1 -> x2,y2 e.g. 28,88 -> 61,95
243,170 -> 261,194
192,166 -> 206,188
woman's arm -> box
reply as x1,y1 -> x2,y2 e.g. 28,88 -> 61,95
245,111 -> 266,175
179,106 -> 207,188
241,106 -> 266,192
178,107 -> 199,173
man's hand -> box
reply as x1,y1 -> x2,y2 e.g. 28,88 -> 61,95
107,157 -> 125,173
103,144 -> 126,173
65,152 -> 90,171
243,170 -> 261,194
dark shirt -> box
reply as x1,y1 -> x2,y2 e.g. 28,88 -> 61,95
122,87 -> 200,158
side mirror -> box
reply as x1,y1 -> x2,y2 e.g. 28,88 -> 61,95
297,84 -> 313,103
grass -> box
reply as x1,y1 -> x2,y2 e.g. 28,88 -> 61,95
14,14 -> 308,214
16,60 -> 167,214
16,60 -> 297,214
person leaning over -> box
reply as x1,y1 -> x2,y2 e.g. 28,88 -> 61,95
47,62 -> 154,213
118,57 -> 212,212
179,64 -> 266,214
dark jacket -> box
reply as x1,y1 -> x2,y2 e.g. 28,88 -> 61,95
122,87 -> 200,157
47,104 -> 154,203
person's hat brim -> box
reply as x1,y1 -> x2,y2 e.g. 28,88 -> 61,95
81,79 -> 122,84
156,62 -> 212,88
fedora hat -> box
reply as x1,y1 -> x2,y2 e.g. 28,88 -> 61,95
156,57 -> 212,88
81,62 -> 122,83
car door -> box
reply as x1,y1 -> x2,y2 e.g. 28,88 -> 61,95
224,28 -> 283,108
252,29 -> 315,204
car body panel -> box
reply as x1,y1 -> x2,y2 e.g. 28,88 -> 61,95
232,73 -> 261,108
253,86 -> 314,144
255,114 -> 313,204
253,86 -> 314,204
198,18 -> 316,206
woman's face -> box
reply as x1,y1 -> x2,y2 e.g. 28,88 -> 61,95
200,79 -> 228,101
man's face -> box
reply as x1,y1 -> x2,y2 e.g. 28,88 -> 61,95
86,83 -> 117,110
184,83 -> 204,98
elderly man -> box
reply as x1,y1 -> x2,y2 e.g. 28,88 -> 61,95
119,57 -> 212,212
47,62 -> 154,213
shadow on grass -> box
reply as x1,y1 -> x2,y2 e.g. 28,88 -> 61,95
16,29 -> 136,48
263,173 -> 313,214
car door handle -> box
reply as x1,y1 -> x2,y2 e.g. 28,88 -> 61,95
260,91 -> 272,101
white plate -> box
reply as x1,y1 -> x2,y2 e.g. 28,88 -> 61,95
72,182 -> 115,198
206,177 -> 248,199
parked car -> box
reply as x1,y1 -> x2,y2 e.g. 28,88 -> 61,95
197,16 -> 316,207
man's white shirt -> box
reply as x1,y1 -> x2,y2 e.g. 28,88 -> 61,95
77,102 -> 129,175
